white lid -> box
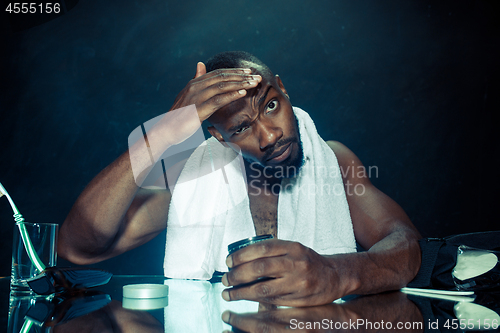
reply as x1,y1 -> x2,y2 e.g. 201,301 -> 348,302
123,284 -> 169,298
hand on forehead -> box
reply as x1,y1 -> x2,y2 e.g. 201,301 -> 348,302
208,78 -> 274,129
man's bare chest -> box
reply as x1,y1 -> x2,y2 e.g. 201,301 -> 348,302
248,193 -> 278,238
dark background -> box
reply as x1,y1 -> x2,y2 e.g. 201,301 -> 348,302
0,0 -> 498,276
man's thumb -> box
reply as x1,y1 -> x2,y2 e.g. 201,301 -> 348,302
194,62 -> 206,78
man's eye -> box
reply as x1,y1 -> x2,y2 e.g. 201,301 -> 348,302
234,126 -> 249,135
266,100 -> 278,113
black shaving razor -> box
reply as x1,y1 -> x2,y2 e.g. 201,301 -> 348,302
25,290 -> 112,327
26,267 -> 113,295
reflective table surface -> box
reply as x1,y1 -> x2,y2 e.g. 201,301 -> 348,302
2,275 -> 499,332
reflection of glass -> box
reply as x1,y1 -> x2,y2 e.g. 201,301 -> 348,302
11,222 -> 58,293
8,290 -> 111,332
8,293 -> 48,333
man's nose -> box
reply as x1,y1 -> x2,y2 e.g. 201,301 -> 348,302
256,119 -> 283,150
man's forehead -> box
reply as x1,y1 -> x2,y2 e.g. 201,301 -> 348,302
210,78 -> 275,130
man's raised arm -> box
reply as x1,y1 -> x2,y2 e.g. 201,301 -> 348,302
58,63 -> 263,265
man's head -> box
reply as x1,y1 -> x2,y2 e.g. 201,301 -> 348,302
205,51 -> 274,82
205,51 -> 304,179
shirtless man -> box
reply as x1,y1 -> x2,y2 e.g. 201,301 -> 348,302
58,51 -> 421,307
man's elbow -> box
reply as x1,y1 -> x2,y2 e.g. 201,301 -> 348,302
57,231 -> 110,266
57,242 -> 97,266
403,234 -> 422,285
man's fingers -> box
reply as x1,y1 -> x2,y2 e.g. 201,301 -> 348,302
228,239 -> 294,268
223,282 -> 318,307
196,88 -> 246,119
197,72 -> 261,98
192,71 -> 261,119
200,74 -> 261,107
193,67 -> 253,83
221,311 -> 292,333
222,277 -> 295,303
223,256 -> 291,287
201,78 -> 259,106
205,67 -> 253,78
201,70 -> 260,85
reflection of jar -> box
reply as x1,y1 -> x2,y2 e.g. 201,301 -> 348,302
228,235 -> 274,255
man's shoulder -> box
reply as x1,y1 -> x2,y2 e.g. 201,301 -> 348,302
324,140 -> 373,187
325,140 -> 352,159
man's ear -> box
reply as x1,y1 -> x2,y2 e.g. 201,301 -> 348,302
275,74 -> 289,99
207,126 -> 229,147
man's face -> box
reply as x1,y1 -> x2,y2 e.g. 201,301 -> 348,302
208,65 -> 304,178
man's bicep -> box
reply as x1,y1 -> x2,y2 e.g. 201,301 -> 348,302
326,140 -> 419,250
348,184 -> 416,250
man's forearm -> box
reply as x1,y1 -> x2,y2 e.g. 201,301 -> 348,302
325,227 -> 421,297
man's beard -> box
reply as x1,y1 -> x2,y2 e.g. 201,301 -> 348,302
244,114 -> 304,179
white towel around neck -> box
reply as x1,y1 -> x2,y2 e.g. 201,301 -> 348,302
164,107 -> 356,279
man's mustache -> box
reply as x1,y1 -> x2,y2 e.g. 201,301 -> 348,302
262,136 -> 298,161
